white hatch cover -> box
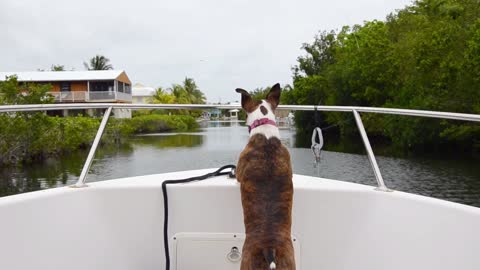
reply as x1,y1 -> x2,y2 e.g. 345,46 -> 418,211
172,233 -> 301,270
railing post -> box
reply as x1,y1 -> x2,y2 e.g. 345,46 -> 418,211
71,106 -> 113,188
352,110 -> 391,192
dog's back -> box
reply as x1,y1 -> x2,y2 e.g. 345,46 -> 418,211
236,134 -> 295,270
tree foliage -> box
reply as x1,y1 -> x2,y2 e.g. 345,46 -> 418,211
291,0 -> 480,155
150,77 -> 206,116
50,65 -> 65,71
151,87 -> 176,104
83,55 -> 113,70
152,78 -> 206,105
0,76 -> 54,105
249,85 -> 294,104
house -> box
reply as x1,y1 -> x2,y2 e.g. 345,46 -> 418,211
0,70 -> 132,117
203,108 -> 222,119
228,102 -> 241,119
132,83 -> 155,104
0,70 -> 132,103
229,109 -> 239,119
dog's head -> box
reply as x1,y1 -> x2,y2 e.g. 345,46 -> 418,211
235,83 -> 281,126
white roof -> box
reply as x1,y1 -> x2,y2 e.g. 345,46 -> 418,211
0,70 -> 126,82
132,83 -> 155,97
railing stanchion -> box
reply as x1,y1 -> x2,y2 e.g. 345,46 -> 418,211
352,110 -> 391,192
72,106 -> 113,188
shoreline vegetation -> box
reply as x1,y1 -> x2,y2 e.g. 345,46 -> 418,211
0,75 -> 202,166
282,0 -> 480,158
0,113 -> 198,166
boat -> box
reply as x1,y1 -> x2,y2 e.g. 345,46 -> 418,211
1,103 -> 480,270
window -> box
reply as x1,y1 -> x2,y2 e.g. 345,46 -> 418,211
118,81 -> 124,92
61,82 -> 71,92
125,83 -> 131,94
89,81 -> 114,92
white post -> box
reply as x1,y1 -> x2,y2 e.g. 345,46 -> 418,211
114,80 -> 118,101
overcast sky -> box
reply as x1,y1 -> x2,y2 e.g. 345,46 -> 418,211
0,0 -> 412,103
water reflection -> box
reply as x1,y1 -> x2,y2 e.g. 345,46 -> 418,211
134,134 -> 204,148
0,153 -> 84,196
1,122 -> 479,208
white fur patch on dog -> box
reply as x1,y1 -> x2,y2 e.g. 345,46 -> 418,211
270,261 -> 276,269
247,100 -> 280,139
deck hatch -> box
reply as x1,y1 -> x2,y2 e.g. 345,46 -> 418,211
172,232 -> 300,269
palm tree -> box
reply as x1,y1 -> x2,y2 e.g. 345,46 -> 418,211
165,78 -> 206,116
83,55 -> 113,70
151,87 -> 175,104
181,77 -> 206,104
170,84 -> 189,104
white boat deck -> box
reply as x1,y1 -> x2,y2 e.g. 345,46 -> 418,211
1,169 -> 480,270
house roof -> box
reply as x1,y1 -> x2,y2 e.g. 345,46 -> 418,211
0,70 -> 130,83
132,83 -> 155,97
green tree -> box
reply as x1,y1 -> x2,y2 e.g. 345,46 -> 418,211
293,31 -> 337,79
151,87 -> 176,104
147,78 -> 207,116
0,76 -> 55,165
50,65 -> 65,71
180,77 -> 206,104
83,55 -> 113,70
170,83 -> 189,104
0,76 -> 54,105
288,0 -> 480,156
167,78 -> 206,104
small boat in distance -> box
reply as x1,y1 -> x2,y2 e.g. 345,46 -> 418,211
1,103 -> 479,270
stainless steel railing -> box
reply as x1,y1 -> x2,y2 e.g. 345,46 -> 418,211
1,103 -> 479,190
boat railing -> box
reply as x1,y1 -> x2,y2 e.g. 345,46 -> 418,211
1,103 -> 479,191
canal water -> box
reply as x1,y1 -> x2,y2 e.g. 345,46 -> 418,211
1,122 -> 480,207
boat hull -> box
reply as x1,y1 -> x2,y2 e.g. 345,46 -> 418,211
0,169 -> 479,269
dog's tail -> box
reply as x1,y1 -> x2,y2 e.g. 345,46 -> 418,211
263,248 -> 276,269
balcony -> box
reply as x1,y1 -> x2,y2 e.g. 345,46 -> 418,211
48,91 -> 132,103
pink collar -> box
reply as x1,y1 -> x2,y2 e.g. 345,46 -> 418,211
248,118 -> 277,133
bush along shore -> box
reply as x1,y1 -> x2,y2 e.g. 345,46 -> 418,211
282,0 -> 480,158
0,113 -> 198,166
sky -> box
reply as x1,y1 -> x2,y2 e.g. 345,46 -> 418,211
0,0 -> 413,103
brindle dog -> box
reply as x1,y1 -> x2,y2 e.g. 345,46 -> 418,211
235,84 -> 295,270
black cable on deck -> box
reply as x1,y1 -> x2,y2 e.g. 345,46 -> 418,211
162,165 -> 236,270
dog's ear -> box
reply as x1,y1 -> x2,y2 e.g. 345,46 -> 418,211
266,83 -> 281,110
236,88 -> 256,113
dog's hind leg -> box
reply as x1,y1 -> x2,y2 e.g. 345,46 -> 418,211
240,250 -> 253,270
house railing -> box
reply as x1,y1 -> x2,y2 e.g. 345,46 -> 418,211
116,91 -> 132,102
1,103 -> 479,190
47,91 -> 131,102
87,91 -> 116,101
49,91 -> 87,102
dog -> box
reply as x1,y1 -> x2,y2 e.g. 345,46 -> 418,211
235,83 -> 295,270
